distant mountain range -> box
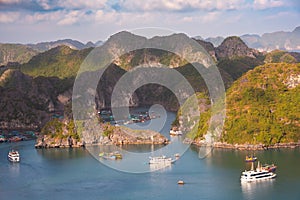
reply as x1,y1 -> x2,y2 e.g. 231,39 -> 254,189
27,39 -> 103,52
0,39 -> 102,66
1,26 -> 299,66
200,26 -> 300,52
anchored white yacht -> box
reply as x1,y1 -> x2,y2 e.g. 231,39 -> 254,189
241,161 -> 276,182
8,150 -> 20,162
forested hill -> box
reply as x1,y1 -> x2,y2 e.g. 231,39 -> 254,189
191,63 -> 300,145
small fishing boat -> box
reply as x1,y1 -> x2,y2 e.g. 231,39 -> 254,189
9,136 -> 22,142
113,152 -> 123,159
177,180 -> 185,185
99,151 -> 122,160
245,155 -> 257,162
175,153 -> 180,158
8,150 -> 20,162
262,164 -> 277,172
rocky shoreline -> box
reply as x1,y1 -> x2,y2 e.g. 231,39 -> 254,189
34,125 -> 169,148
190,139 -> 300,150
35,133 -> 300,150
35,135 -> 84,148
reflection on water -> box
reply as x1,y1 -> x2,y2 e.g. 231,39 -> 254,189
149,162 -> 172,172
87,143 -> 181,173
36,148 -> 88,160
197,146 -> 214,159
120,144 -> 166,153
84,108 -> 189,173
1,140 -> 300,200
8,162 -> 20,178
241,179 -> 275,200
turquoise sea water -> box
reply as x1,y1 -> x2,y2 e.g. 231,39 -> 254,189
1,110 -> 300,199
1,141 -> 300,200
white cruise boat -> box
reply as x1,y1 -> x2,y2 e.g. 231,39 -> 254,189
241,162 -> 276,182
8,150 -> 20,162
170,130 -> 183,136
149,156 -> 175,165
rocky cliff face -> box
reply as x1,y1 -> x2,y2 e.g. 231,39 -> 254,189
241,28 -> 300,52
0,32 -> 276,141
216,36 -> 261,59
194,39 -> 217,61
0,33 -> 257,131
0,69 -> 71,130
0,44 -> 38,66
35,119 -> 168,148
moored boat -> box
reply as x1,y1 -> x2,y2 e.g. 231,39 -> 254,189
262,164 -> 277,172
0,135 -> 6,142
245,155 -> 257,162
9,136 -> 23,142
8,150 -> 20,162
241,161 -> 276,182
149,156 -> 176,165
177,180 -> 185,185
99,151 -> 122,160
169,130 -> 183,136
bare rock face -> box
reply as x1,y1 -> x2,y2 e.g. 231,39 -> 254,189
35,118 -> 168,148
284,74 -> 300,89
0,69 -> 72,130
216,36 -> 260,60
194,39 -> 217,61
109,126 -> 168,145
35,135 -> 84,148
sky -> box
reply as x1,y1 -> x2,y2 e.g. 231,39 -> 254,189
0,0 -> 299,44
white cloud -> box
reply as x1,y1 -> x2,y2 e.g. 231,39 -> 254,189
57,0 -> 107,10
200,11 -> 221,23
253,0 -> 283,10
57,10 -> 84,25
0,0 -> 21,4
24,11 -> 63,23
0,12 -> 20,23
179,11 -> 221,23
119,0 -> 245,12
265,11 -> 298,19
95,10 -> 120,24
182,16 -> 194,22
94,10 -> 156,27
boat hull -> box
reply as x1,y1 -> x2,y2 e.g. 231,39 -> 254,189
8,151 -> 20,162
241,170 -> 276,182
149,156 -> 176,165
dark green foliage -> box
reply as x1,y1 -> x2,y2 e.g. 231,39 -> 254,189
102,124 -> 115,137
217,56 -> 263,80
181,63 -> 300,145
41,118 -> 80,140
116,48 -> 188,70
0,44 -> 38,66
264,50 -> 298,63
41,118 -> 63,137
224,63 -> 300,145
21,46 -> 92,79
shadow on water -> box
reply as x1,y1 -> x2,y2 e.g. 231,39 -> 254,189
35,147 -> 89,160
120,144 -> 166,153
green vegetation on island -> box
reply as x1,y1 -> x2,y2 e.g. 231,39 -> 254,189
183,63 -> 300,145
0,43 -> 38,66
223,63 -> 300,145
21,46 -> 93,79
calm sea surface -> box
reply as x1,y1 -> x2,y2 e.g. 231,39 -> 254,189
1,111 -> 300,200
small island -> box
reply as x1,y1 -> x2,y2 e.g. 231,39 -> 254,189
34,118 -> 168,148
